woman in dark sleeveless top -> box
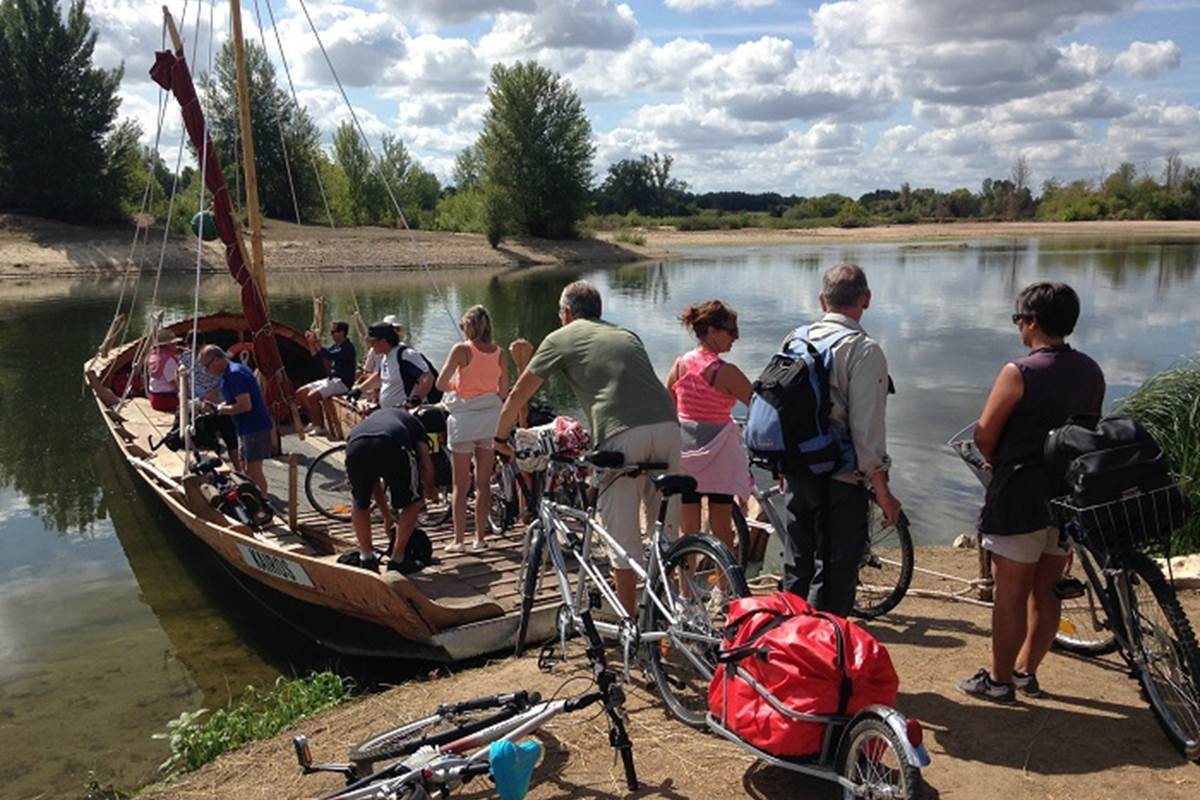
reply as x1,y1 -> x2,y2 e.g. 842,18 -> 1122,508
958,282 -> 1105,704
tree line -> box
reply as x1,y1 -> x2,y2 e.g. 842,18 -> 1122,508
4,0 -> 1200,243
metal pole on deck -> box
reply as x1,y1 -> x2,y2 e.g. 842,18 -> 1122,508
288,452 -> 299,531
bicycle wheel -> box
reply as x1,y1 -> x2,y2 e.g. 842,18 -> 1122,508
1125,552 -> 1200,760
1053,543 -> 1118,656
349,695 -> 535,774
305,444 -> 381,523
645,534 -> 749,728
838,717 -> 923,800
513,521 -> 547,657
851,507 -> 914,620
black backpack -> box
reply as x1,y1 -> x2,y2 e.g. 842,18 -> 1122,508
397,345 -> 443,404
1044,415 -> 1173,505
743,325 -> 858,475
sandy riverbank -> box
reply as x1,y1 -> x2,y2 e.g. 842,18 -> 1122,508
142,547 -> 1200,800
5,215 -> 1199,279
611,218 -> 1200,253
0,214 -> 644,279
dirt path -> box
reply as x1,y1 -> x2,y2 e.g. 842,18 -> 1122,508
142,548 -> 1200,800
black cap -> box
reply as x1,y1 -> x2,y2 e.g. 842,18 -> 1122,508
367,322 -> 399,345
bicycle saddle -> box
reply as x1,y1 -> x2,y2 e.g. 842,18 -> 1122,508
651,474 -> 697,497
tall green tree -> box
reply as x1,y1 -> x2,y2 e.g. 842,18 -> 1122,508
0,0 -> 135,221
332,120 -> 383,225
477,61 -> 594,239
201,39 -> 323,222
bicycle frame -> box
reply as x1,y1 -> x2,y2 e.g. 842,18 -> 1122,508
523,465 -> 719,681
1064,525 -> 1144,663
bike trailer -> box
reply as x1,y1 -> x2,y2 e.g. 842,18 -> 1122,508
708,593 -> 899,757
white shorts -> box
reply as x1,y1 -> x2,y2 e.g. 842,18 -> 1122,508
595,421 -> 682,570
302,377 -> 348,399
981,526 -> 1068,564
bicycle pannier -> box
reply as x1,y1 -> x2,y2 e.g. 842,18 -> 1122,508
708,593 -> 899,757
1044,415 -> 1188,548
743,325 -> 858,475
1044,415 -> 1174,504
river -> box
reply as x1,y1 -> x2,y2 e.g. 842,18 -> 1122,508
1,236 -> 1197,798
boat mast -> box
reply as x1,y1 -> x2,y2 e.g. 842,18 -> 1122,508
229,0 -> 269,305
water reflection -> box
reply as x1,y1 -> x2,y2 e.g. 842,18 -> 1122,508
1,236 -> 1198,796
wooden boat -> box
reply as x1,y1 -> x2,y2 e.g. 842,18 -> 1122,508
82,7 -> 561,662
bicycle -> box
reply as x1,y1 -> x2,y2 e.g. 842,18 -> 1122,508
732,455 -> 914,619
293,608 -> 637,798
510,445 -> 749,729
305,413 -> 455,529
1049,486 -> 1200,760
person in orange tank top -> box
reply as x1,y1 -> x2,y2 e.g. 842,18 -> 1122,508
665,300 -> 753,557
436,305 -> 510,551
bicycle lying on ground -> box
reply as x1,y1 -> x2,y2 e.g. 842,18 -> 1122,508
733,455 -> 915,619
293,608 -> 637,799
1049,488 -> 1200,760
510,446 -> 749,728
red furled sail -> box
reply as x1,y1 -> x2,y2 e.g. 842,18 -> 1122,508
150,49 -> 295,417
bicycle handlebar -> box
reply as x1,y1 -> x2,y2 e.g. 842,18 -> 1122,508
438,690 -> 538,715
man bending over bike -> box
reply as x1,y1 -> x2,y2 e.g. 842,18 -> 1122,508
345,407 -> 437,572
495,280 -> 681,616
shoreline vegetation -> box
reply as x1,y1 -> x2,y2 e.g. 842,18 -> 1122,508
4,214 -> 1200,279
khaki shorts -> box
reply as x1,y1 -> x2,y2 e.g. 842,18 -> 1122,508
595,421 -> 681,570
981,526 -> 1068,564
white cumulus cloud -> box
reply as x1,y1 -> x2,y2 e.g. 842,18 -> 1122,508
1114,40 -> 1182,77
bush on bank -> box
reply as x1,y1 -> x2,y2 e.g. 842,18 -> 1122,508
1120,361 -> 1200,554
154,670 -> 354,777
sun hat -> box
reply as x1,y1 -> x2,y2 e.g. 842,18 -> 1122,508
155,329 -> 181,345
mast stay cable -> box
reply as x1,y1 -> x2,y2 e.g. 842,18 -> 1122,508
293,0 -> 462,340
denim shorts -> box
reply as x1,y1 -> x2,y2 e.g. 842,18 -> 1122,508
239,428 -> 274,463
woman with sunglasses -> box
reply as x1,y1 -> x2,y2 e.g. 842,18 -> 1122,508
957,282 -> 1105,704
665,300 -> 753,558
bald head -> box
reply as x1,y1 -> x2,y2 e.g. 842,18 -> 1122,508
821,263 -> 870,312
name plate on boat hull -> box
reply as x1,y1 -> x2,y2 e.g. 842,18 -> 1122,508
236,543 -> 314,588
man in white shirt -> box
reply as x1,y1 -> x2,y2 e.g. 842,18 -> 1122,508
357,322 -> 433,408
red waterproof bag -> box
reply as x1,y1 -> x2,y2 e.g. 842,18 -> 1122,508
707,593 -> 899,756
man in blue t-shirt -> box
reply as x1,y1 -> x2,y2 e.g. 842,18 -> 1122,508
297,320 -> 357,435
201,345 -> 274,493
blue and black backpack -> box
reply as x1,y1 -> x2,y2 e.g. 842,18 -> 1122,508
743,325 -> 858,475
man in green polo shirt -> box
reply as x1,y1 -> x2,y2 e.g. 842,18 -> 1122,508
496,280 -> 681,615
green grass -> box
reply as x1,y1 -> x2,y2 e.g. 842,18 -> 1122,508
153,671 -> 354,777
1119,361 -> 1200,553
612,229 -> 646,245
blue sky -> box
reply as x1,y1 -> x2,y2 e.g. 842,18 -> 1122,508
90,0 -> 1200,197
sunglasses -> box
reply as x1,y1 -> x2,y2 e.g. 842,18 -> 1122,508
1011,313 -> 1036,325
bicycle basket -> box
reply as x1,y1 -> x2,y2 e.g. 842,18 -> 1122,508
1049,483 -> 1190,553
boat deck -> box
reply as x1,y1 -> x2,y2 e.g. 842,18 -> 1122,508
114,396 -> 574,651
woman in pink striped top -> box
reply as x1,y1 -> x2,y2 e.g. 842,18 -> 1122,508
665,300 -> 753,554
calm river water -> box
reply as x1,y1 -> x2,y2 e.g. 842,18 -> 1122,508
1,237 -> 1198,797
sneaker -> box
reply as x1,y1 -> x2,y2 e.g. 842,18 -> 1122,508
957,668 -> 1016,704
1013,670 -> 1043,698
445,541 -> 467,554
471,539 -> 489,551
358,555 -> 380,573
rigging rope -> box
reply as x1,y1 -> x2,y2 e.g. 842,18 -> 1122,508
185,0 -> 216,463
260,0 -> 367,344
293,0 -> 462,340
251,0 -> 302,226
